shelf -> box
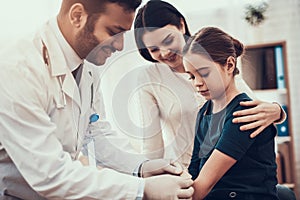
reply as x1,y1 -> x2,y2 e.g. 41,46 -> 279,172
253,88 -> 287,95
276,138 -> 293,184
253,89 -> 287,105
276,136 -> 291,144
241,41 -> 297,198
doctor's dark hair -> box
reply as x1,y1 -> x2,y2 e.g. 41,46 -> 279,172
183,27 -> 243,76
60,0 -> 141,39
61,0 -> 142,14
134,0 -> 191,63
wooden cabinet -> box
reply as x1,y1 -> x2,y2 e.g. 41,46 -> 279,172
240,41 -> 297,191
276,137 -> 295,190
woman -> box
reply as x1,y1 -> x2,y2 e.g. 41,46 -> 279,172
132,0 -> 284,168
184,26 -> 278,200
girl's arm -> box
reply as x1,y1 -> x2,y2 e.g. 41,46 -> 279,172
188,129 -> 201,180
193,149 -> 236,200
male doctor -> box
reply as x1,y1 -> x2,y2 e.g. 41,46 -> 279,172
0,0 -> 194,199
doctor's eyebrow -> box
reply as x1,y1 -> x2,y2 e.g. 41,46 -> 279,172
107,25 -> 127,36
113,25 -> 128,33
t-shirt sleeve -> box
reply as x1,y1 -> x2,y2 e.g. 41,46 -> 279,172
215,109 -> 256,161
188,133 -> 201,180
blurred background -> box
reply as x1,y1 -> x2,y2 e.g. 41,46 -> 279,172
1,0 -> 299,198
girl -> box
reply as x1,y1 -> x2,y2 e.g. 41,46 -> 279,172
183,27 -> 279,200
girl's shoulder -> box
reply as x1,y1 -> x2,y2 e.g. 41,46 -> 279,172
228,93 -> 252,113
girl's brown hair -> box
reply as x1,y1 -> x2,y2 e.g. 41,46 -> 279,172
183,27 -> 244,76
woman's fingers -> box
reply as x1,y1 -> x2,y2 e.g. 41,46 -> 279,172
249,126 -> 266,138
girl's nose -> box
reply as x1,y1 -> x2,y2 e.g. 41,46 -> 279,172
194,75 -> 204,87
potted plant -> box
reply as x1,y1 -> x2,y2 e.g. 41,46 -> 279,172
244,2 -> 269,26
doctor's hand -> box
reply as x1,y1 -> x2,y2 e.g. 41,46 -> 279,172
144,174 -> 194,200
141,159 -> 183,178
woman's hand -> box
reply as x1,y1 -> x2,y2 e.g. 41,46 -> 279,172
232,100 -> 282,138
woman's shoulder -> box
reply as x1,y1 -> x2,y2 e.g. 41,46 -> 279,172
137,63 -> 174,81
140,63 -> 172,74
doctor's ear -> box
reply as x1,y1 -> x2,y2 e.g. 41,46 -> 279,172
69,3 -> 88,28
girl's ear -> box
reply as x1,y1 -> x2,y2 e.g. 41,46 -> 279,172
226,56 -> 236,74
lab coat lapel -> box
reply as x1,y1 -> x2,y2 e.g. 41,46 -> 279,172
79,64 -> 93,116
40,21 -> 81,108
62,71 -> 81,108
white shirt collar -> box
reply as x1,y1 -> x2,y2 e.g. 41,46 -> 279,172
49,17 -> 83,72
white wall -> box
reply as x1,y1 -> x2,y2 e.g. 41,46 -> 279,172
0,1 -> 61,49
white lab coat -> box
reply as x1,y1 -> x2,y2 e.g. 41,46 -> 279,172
0,21 -> 144,199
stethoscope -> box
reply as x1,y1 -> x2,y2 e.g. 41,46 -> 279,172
42,40 -> 97,114
42,40 -> 99,166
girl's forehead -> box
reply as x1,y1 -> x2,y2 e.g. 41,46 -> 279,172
184,53 -> 211,65
184,53 -> 222,72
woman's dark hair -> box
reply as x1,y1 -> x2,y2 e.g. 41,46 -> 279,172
183,27 -> 244,76
134,0 -> 191,62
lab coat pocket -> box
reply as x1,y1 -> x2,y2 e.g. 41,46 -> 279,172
83,115 -> 99,168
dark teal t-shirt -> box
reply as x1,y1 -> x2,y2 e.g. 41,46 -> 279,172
188,93 -> 278,199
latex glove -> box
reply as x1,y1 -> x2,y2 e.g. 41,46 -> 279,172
232,100 -> 282,138
180,169 -> 192,179
144,174 -> 194,200
141,159 -> 183,178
